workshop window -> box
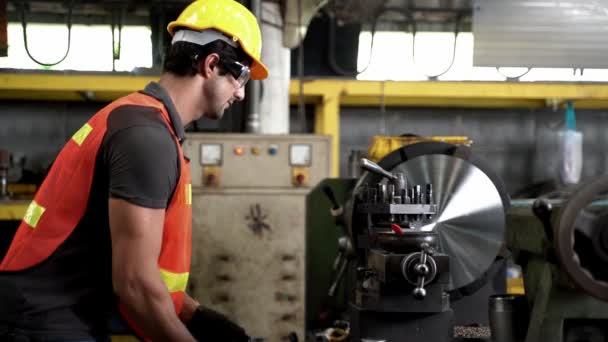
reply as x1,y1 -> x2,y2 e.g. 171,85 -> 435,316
0,23 -> 152,72
357,31 -> 608,82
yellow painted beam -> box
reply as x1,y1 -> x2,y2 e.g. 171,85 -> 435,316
340,97 -> 549,108
0,201 -> 29,221
0,74 -> 607,104
338,97 -> 608,109
0,73 -> 157,102
0,73 -> 156,93
0,90 -> 130,102
572,100 -> 608,109
289,80 -> 608,101
314,93 -> 340,177
356,81 -> 608,100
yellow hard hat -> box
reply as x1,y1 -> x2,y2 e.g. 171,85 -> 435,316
168,0 -> 268,80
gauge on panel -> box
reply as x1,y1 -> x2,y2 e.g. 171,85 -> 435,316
289,144 -> 312,166
200,144 -> 223,165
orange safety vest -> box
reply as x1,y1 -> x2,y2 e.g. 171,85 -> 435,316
0,92 -> 192,337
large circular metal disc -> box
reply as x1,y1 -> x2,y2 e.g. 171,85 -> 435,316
556,175 -> 608,301
391,154 -> 506,291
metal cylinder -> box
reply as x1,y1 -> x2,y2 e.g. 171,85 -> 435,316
377,183 -> 387,204
258,1 -> 291,133
0,149 -> 10,198
388,184 -> 395,203
425,183 -> 433,204
394,172 -> 407,193
488,294 -> 529,342
369,188 -> 378,204
415,185 -> 422,204
245,80 -> 261,133
244,0 -> 262,133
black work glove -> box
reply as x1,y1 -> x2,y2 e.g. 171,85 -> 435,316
186,305 -> 250,342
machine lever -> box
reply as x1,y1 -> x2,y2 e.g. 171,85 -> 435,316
532,198 -> 554,242
328,255 -> 348,297
328,237 -> 355,297
412,243 -> 433,300
360,158 -> 398,182
323,185 -> 340,211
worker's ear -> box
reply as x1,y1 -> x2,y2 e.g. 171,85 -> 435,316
200,53 -> 220,78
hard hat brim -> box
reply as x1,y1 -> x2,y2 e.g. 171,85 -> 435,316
251,60 -> 268,80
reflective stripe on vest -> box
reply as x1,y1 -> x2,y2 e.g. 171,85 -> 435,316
72,123 -> 94,146
160,268 -> 189,293
23,200 -> 46,229
185,183 -> 192,205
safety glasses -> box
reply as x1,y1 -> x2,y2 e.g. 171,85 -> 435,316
220,59 -> 251,88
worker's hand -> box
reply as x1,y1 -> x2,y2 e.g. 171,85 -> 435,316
187,305 -> 250,342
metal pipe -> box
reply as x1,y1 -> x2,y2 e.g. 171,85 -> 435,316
259,1 -> 290,133
245,0 -> 262,133
0,149 -> 10,199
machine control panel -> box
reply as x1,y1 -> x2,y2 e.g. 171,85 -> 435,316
186,134 -> 332,342
185,134 -> 331,188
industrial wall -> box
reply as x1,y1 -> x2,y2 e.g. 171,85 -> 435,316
2,100 -> 608,198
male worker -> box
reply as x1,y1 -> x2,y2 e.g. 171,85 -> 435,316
0,0 -> 267,341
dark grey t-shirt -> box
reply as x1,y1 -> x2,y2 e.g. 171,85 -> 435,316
0,82 -> 185,338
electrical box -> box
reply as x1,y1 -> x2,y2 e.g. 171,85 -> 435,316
183,133 -> 332,342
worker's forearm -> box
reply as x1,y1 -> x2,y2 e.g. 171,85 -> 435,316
179,293 -> 200,324
115,273 -> 195,341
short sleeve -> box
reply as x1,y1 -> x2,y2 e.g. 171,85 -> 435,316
104,124 -> 179,209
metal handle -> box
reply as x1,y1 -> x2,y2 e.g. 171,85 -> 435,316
328,255 -> 348,297
329,236 -> 354,297
360,158 -> 398,181
412,243 -> 434,300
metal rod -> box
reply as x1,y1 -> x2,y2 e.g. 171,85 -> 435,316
360,158 -> 398,181
245,0 -> 262,133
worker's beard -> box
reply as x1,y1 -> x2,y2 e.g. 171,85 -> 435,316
201,83 -> 230,121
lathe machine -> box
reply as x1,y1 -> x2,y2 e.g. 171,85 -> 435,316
307,141 -> 510,341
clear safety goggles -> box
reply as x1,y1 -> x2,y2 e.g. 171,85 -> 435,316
220,59 -> 251,88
